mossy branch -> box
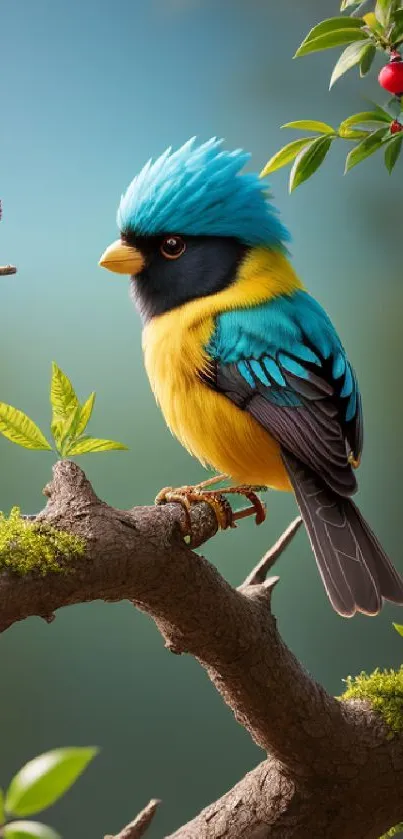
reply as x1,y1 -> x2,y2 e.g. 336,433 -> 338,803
1,460 -> 403,838
0,508 -> 85,575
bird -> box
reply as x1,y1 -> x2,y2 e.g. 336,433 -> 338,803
99,137 -> 403,617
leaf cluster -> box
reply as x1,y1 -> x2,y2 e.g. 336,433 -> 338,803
261,0 -> 403,189
0,363 -> 127,457
0,748 -> 97,839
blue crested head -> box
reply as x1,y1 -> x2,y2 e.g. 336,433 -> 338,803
117,137 -> 290,250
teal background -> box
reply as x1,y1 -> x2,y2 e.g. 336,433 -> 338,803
1,0 -> 403,836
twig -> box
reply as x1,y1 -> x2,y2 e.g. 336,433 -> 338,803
241,515 -> 302,587
105,799 -> 160,839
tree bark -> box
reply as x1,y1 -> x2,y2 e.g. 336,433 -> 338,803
1,461 -> 402,839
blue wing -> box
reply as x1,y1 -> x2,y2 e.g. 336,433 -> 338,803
206,290 -> 363,496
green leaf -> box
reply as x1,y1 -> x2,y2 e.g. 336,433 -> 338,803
393,622 -> 403,636
375,0 -> 396,26
340,111 -> 393,134
260,138 -> 316,177
4,822 -> 60,839
341,0 -> 364,8
344,126 -> 390,171
50,363 -> 78,422
0,789 -> 5,825
360,43 -> 376,76
362,11 -> 384,33
387,95 -> 403,117
65,437 -> 128,456
289,136 -> 334,192
369,102 -> 396,121
339,127 -> 370,139
75,393 -> 96,439
329,40 -> 372,87
391,8 -> 403,39
385,133 -> 403,171
5,748 -> 98,817
297,16 -> 364,48
57,405 -> 82,456
282,120 -> 335,134
295,28 -> 368,58
0,404 -> 52,451
392,8 -> 403,24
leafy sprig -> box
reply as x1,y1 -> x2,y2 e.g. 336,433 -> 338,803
0,363 -> 127,457
0,747 -> 97,839
261,0 -> 403,189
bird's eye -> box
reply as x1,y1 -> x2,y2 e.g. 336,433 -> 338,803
160,235 -> 186,260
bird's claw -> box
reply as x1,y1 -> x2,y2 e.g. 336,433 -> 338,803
155,483 -> 267,538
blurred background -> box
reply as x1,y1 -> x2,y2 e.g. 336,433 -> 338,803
1,0 -> 403,835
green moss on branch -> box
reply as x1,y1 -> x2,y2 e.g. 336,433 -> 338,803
380,824 -> 403,838
0,507 -> 85,575
341,667 -> 403,736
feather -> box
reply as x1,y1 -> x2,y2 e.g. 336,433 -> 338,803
282,452 -> 403,616
116,138 -> 290,248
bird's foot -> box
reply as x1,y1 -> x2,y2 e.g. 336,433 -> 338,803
348,451 -> 361,469
155,475 -> 267,537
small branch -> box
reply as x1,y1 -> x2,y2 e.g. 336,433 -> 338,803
241,516 -> 302,587
0,265 -> 17,275
105,799 -> 160,839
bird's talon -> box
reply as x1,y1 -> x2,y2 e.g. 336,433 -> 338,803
348,452 -> 361,469
154,482 -> 266,537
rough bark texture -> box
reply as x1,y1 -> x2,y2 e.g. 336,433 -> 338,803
1,461 -> 402,838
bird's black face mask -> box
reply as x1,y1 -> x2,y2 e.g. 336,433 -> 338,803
101,233 -> 247,322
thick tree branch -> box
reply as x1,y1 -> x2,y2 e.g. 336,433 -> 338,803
1,461 -> 403,838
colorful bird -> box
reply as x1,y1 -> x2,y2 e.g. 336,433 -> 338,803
99,138 -> 403,617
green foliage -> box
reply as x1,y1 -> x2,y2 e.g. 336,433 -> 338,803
5,748 -> 98,817
360,43 -> 377,74
282,119 -> 335,133
0,748 -> 97,839
263,0 -> 403,189
0,363 -> 128,458
0,508 -> 85,576
260,137 -> 316,177
294,16 -> 367,58
4,822 -> 60,839
329,41 -> 375,87
385,132 -> 403,168
341,666 -> 403,734
0,789 -> 5,825
289,136 -> 334,192
380,824 -> 403,838
345,125 -> 391,169
0,405 -> 52,451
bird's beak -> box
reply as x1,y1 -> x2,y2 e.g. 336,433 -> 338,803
98,239 -> 145,276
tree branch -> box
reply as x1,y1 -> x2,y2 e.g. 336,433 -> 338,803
105,799 -> 160,839
1,461 -> 403,838
241,516 -> 302,586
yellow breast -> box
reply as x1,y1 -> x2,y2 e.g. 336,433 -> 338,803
142,248 -> 302,489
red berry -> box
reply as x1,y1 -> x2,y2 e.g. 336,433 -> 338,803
390,119 -> 403,133
379,56 -> 403,95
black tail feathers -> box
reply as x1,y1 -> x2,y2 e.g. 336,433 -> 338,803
282,451 -> 403,617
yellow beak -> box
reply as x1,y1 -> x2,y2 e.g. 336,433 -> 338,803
98,239 -> 145,276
